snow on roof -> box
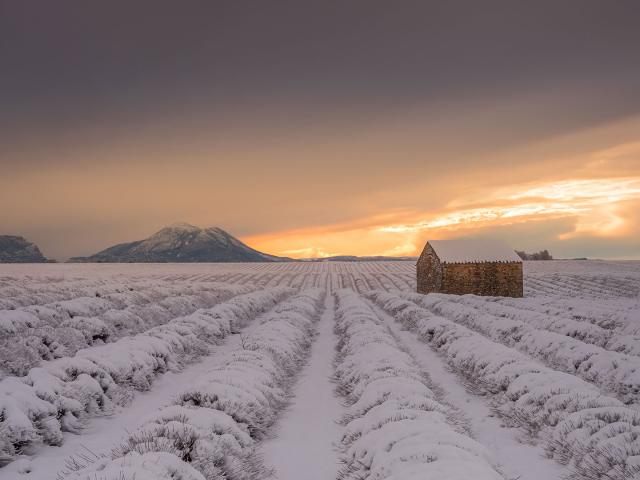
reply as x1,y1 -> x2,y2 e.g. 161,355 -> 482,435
428,238 -> 522,263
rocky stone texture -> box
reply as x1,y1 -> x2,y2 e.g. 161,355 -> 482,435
416,243 -> 443,293
0,235 -> 50,263
417,242 -> 523,297
439,262 -> 523,297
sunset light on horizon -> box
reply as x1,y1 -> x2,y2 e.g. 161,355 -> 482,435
245,174 -> 640,260
1,1 -> 639,261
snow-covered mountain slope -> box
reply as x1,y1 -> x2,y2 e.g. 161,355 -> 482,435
70,223 -> 289,263
0,235 -> 50,263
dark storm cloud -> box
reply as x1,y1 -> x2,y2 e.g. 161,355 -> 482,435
2,0 -> 640,159
2,1 -> 640,260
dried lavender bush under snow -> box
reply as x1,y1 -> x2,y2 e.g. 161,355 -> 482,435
0,287 -> 291,464
407,293 -> 640,405
63,288 -> 324,480
367,290 -> 640,480
1,260 -> 639,480
333,289 -> 504,480
0,282 -> 254,377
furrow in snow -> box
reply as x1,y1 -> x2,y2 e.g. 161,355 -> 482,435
367,290 -> 640,480
332,289 -> 504,480
366,297 -> 565,480
59,289 -> 325,480
260,293 -> 342,480
0,287 -> 293,468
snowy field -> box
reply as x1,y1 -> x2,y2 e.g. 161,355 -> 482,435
0,260 -> 639,480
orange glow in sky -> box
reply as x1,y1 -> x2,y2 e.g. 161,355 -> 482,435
3,107 -> 640,260
245,176 -> 640,258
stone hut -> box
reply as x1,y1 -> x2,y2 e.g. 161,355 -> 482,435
416,239 -> 523,297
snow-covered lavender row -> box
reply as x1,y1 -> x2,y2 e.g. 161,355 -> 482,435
333,289 -> 504,480
64,288 -> 324,480
404,292 -> 640,405
0,281 -> 251,337
0,286 -> 178,338
490,295 -> 640,356
0,287 -> 291,467
498,295 -> 640,332
603,333 -> 640,357
368,290 -> 640,480
525,272 -> 640,299
438,293 -> 610,346
0,283 -> 254,377
0,279 -> 124,309
0,277 -> 190,310
501,295 -> 640,356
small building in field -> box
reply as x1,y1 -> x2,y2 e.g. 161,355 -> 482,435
417,239 -> 523,297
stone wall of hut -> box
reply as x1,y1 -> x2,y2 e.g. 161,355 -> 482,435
440,262 -> 523,297
416,243 -> 442,294
417,245 -> 523,297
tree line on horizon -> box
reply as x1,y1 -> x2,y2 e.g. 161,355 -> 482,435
516,249 -> 553,261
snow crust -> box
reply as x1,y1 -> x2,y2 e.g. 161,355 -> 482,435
410,293 -> 640,405
369,290 -> 640,480
0,282 -> 255,377
64,288 -> 323,480
0,287 -> 291,463
1,260 -> 639,479
260,294 -> 342,480
428,238 -> 522,263
334,289 -> 504,480
66,451 -> 207,480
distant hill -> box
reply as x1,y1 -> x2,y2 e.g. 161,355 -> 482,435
69,223 -> 291,263
304,255 -> 418,262
0,235 -> 51,263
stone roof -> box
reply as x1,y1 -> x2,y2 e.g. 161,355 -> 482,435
428,239 -> 522,264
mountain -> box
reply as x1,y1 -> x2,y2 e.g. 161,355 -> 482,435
69,223 -> 290,263
0,235 -> 51,263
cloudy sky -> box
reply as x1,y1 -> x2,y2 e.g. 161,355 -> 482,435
1,1 -> 639,260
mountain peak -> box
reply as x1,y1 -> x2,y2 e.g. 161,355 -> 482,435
166,222 -> 199,231
0,235 -> 51,263
70,224 -> 289,263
